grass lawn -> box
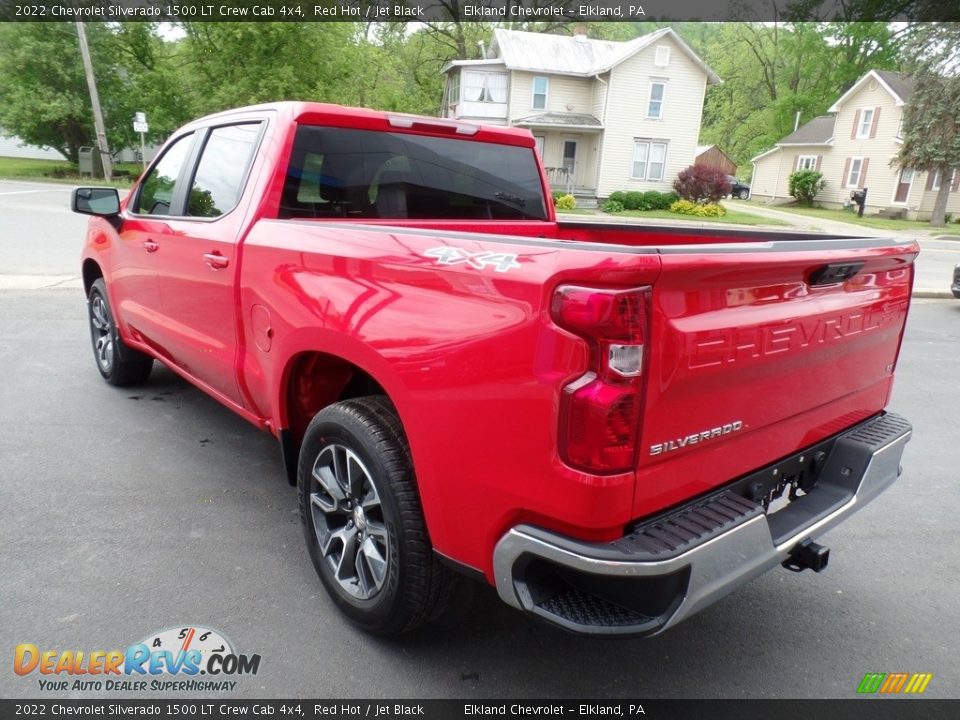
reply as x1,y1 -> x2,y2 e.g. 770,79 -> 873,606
0,156 -> 140,187
607,208 -> 789,226
756,203 -> 960,235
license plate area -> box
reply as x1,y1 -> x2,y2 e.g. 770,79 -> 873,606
729,433 -> 841,516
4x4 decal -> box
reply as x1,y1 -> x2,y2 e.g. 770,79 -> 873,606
424,247 -> 521,273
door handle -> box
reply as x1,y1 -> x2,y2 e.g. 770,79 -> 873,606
142,239 -> 159,253
204,252 -> 229,270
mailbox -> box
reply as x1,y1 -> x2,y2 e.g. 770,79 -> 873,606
78,146 -> 103,178
850,187 -> 868,217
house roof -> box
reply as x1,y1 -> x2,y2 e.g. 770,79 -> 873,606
445,28 -> 720,85
513,112 -> 603,130
828,70 -> 914,112
776,116 -> 836,145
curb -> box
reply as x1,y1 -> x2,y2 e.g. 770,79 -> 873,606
912,289 -> 954,299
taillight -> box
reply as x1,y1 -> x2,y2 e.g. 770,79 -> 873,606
551,285 -> 651,474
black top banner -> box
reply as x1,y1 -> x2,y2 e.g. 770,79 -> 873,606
0,0 -> 958,22
1,700 -> 960,720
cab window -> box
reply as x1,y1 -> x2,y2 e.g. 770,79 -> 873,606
134,133 -> 194,216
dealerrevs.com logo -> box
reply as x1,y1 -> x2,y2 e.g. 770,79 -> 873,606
14,625 -> 261,693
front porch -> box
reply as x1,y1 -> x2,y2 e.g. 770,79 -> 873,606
514,113 -> 602,207
543,166 -> 596,202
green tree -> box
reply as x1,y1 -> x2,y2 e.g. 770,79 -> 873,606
896,23 -> 960,227
699,22 -> 901,171
0,22 -> 182,164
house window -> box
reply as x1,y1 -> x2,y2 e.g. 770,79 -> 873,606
654,46 -> 670,67
797,155 -> 818,171
846,157 -> 864,188
532,76 -> 548,110
447,73 -> 460,108
895,115 -> 904,139
463,71 -> 507,103
633,140 -> 668,181
856,108 -> 874,138
534,135 -> 545,158
931,169 -> 956,191
647,81 -> 666,119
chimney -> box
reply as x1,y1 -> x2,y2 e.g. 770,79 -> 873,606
573,24 -> 588,42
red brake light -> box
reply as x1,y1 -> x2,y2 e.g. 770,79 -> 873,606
551,285 -> 651,474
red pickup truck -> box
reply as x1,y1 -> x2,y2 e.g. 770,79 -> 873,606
73,103 -> 916,637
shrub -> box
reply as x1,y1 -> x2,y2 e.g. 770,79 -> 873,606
670,199 -> 727,217
608,191 -> 627,205
641,191 -> 662,210
788,169 -> 826,206
555,193 -> 577,210
673,165 -> 731,204
601,199 -> 624,213
551,190 -> 565,205
623,191 -> 644,210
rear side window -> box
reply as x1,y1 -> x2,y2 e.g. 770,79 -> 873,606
279,126 -> 546,221
187,123 -> 263,217
135,133 -> 194,216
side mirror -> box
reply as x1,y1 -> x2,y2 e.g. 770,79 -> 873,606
72,187 -> 120,217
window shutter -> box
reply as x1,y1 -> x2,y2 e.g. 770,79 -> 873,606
792,155 -> 799,172
859,158 -> 869,188
952,170 -> 960,192
816,155 -> 822,170
925,172 -> 935,191
869,107 -> 881,138
842,158 -> 851,186
851,110 -> 861,139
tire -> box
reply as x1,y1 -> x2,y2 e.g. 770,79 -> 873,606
298,396 -> 458,635
738,189 -> 750,200
87,278 -> 153,386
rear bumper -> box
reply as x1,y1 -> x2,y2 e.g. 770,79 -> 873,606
493,412 -> 912,636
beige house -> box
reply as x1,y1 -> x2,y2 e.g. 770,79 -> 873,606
440,27 -> 721,205
751,70 -> 960,220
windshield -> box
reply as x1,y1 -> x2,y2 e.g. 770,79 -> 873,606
279,125 -> 547,221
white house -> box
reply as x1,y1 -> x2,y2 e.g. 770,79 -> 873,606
440,27 -> 721,204
750,70 -> 960,221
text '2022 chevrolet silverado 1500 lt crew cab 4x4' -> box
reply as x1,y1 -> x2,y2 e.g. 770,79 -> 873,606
73,103 -> 917,637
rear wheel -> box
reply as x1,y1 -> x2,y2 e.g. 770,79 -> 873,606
738,189 -> 750,200
87,278 -> 153,386
298,396 -> 457,635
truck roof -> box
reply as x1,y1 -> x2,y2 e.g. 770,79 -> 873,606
182,101 -> 537,148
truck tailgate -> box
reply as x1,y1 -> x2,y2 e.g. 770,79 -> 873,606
633,237 -> 917,517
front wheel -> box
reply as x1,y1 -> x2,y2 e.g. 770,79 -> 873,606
738,189 -> 750,200
87,278 -> 153,386
298,396 -> 458,635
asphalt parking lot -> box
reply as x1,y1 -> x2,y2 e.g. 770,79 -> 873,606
1,180 -> 959,700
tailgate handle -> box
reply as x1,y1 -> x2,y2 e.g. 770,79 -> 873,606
808,262 -> 864,286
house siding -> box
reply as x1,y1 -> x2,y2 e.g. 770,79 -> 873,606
752,74 -> 960,219
508,71 -> 594,122
916,171 -> 960,219
751,147 -> 827,201
597,35 -> 707,197
822,82 -> 903,211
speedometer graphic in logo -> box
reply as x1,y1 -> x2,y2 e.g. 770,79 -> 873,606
139,625 -> 234,670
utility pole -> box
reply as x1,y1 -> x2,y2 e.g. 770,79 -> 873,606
75,22 -> 113,182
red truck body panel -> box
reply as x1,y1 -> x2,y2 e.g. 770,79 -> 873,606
80,103 -> 918,587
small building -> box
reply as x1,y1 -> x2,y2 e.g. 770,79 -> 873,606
441,26 -> 721,205
694,144 -> 736,176
750,70 -> 959,221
